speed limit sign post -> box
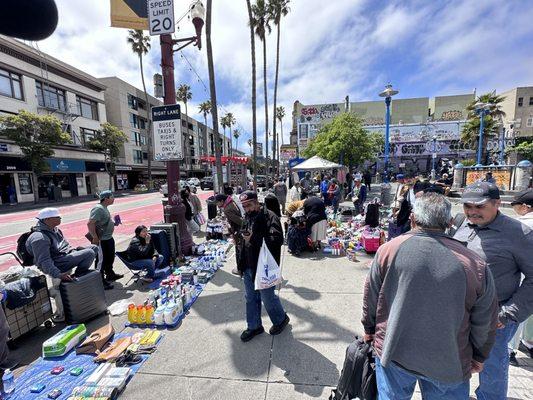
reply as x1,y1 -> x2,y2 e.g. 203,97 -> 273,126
148,0 -> 175,36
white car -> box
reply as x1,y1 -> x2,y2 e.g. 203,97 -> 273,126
187,178 -> 200,187
159,180 -> 186,197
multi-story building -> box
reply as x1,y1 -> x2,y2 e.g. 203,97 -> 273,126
0,35 -> 109,204
500,87 -> 533,139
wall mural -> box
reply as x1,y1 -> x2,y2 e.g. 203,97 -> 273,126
466,169 -> 512,190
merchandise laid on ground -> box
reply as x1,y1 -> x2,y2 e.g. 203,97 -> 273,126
5,239 -> 232,400
321,204 -> 390,259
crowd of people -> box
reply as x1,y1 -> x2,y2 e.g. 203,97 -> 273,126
5,169 -> 532,399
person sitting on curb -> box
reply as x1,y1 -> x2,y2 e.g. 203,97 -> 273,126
26,207 -> 97,282
125,225 -> 164,283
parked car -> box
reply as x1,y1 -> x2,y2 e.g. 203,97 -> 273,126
200,177 -> 214,190
187,177 -> 201,187
159,180 -> 186,197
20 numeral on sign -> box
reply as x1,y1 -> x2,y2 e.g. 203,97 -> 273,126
151,17 -> 172,33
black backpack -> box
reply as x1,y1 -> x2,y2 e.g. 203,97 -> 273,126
330,337 -> 377,400
16,227 -> 53,266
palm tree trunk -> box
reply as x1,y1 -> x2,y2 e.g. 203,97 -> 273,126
203,114 -> 209,157
206,0 -> 224,190
184,102 -> 189,177
32,172 -> 39,203
263,38 -> 269,175
139,54 -> 153,190
246,0 -> 258,191
272,22 -> 281,175
280,117 -> 284,145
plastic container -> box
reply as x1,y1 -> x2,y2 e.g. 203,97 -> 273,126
127,304 -> 137,324
145,305 -> 154,324
137,305 -> 146,325
3,368 -> 15,395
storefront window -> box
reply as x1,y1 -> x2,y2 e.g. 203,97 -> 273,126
18,173 -> 33,194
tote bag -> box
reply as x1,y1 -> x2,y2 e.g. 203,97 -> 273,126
254,239 -> 282,290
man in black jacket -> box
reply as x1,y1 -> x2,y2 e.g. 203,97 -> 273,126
237,191 -> 290,342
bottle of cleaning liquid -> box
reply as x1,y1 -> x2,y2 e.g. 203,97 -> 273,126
145,305 -> 154,324
127,304 -> 137,324
137,305 -> 146,325
153,301 -> 166,326
2,368 -> 15,396
163,301 -> 180,326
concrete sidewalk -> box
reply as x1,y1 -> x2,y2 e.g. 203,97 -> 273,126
10,238 -> 533,399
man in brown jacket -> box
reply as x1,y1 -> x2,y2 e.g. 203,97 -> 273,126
216,194 -> 244,275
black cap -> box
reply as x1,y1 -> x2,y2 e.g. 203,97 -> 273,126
460,182 -> 500,204
239,190 -> 257,203
214,194 -> 227,203
511,189 -> 533,206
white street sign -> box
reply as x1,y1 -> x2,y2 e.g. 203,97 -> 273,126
148,0 -> 175,36
152,104 -> 183,160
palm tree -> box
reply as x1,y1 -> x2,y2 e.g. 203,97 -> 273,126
246,0 -> 258,190
269,0 -> 290,174
276,105 -> 285,145
176,84 -> 192,169
233,129 -> 240,152
198,100 -> 211,156
251,0 -> 271,174
461,92 -> 506,163
127,30 -> 153,189
224,112 -> 236,156
220,115 -> 229,155
206,0 -> 223,188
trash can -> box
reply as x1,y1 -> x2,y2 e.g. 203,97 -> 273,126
207,196 -> 217,220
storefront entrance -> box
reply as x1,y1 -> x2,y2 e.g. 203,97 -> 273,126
0,173 -> 17,205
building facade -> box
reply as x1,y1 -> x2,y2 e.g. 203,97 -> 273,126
500,87 -> 533,139
0,35 -> 109,204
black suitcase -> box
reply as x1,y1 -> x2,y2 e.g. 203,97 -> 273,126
60,270 -> 107,324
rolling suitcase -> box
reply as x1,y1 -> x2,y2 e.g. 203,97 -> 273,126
150,229 -> 171,267
60,270 -> 107,324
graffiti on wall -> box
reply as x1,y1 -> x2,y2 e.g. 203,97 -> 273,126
440,110 -> 464,121
299,104 -> 341,123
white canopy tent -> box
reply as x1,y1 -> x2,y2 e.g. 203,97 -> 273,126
292,155 -> 343,171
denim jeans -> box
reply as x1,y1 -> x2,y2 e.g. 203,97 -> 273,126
476,321 -> 518,400
129,255 -> 164,279
375,357 -> 470,400
243,268 -> 286,330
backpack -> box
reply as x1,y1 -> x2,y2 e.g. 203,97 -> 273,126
17,228 -> 37,266
16,227 -> 53,266
330,337 -> 377,400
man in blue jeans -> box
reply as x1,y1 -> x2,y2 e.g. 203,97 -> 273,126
363,193 -> 498,399
236,191 -> 289,342
454,182 -> 533,399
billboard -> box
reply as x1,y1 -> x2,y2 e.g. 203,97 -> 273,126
110,0 -> 149,30
364,121 -> 464,143
280,145 -> 298,161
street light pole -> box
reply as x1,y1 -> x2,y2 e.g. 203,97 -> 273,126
379,84 -> 399,178
474,102 -> 491,167
160,2 -> 205,256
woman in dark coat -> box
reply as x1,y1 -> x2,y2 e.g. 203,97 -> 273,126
126,225 -> 164,282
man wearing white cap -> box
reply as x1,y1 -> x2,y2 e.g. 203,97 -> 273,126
25,207 -> 97,281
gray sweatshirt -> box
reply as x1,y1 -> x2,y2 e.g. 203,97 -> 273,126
25,221 -> 74,279
453,212 -> 533,324
362,230 -> 498,383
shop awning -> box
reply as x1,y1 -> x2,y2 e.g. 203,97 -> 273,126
292,156 -> 343,171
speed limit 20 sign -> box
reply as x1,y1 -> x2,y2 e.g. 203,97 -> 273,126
148,0 -> 175,35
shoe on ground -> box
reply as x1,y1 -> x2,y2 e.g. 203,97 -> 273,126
240,326 -> 265,342
231,268 -> 241,276
106,272 -> 124,281
509,351 -> 519,367
270,314 -> 290,335
103,280 -> 114,290
140,277 -> 154,283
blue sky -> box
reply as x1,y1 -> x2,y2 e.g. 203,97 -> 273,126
38,0 -> 533,153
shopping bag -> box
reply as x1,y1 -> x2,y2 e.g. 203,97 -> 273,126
254,240 -> 282,290
194,213 -> 206,225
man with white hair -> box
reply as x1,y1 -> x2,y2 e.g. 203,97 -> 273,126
362,193 -> 498,399
26,207 -> 97,282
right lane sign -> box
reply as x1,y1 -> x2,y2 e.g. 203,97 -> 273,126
148,0 -> 175,36
152,104 -> 183,161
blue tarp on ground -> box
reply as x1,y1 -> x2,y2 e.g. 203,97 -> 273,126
10,333 -> 155,400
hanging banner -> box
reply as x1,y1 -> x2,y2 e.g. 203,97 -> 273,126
110,0 -> 149,30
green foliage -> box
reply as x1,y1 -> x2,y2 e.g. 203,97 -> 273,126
127,30 -> 150,56
302,113 -> 383,166
251,0 -> 271,40
508,141 -> 533,161
0,110 -> 71,174
86,123 -> 128,177
461,159 -> 477,167
461,92 -> 506,146
276,105 -> 285,122
176,84 -> 192,106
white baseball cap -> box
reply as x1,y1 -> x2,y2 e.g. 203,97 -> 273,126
36,207 -> 61,220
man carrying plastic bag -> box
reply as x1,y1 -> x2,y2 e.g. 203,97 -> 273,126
237,190 -> 290,342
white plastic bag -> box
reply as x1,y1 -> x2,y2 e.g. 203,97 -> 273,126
254,240 -> 282,290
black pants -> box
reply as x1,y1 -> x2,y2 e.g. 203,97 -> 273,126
97,237 -> 116,278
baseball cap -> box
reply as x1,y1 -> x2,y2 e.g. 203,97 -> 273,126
460,182 -> 500,204
36,207 -> 61,220
510,189 -> 533,206
99,190 -> 114,200
396,174 -> 404,180
239,190 -> 258,203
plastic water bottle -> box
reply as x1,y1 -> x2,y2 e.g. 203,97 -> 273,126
3,368 -> 15,396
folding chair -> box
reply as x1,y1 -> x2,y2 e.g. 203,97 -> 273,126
115,251 -> 147,285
